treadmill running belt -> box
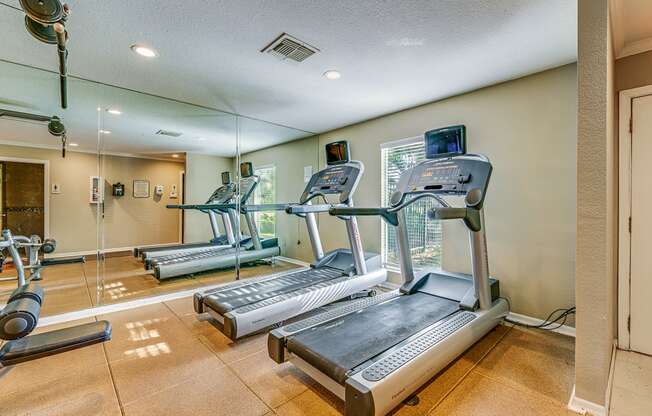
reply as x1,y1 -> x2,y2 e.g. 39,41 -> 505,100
203,268 -> 344,314
286,293 -> 459,385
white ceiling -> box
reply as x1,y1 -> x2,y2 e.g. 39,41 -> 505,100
612,0 -> 652,59
0,0 -> 577,138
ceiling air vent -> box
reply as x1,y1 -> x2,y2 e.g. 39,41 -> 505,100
155,129 -> 182,137
261,33 -> 319,63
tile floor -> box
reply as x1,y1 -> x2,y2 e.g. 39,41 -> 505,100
0,295 -> 576,416
0,255 -> 300,316
609,349 -> 652,416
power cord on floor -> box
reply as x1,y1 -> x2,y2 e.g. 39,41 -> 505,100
500,297 -> 576,331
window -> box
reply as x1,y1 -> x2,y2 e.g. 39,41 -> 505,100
253,165 -> 276,238
381,139 -> 442,270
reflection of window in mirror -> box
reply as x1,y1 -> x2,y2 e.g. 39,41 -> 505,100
381,139 -> 442,271
253,165 -> 276,238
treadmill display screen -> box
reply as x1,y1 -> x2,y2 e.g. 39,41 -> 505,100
221,171 -> 231,185
240,162 -> 253,178
325,141 -> 350,165
425,125 -> 466,159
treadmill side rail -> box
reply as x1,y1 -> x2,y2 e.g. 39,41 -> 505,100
345,299 -> 508,416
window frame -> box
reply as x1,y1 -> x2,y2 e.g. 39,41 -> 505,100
380,135 -> 442,272
252,164 -> 277,238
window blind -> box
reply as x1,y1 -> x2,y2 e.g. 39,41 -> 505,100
381,140 -> 442,270
253,165 -> 276,238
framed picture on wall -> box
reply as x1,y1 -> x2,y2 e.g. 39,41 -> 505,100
133,180 -> 150,198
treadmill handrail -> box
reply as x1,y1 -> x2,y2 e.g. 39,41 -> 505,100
329,193 -> 452,226
328,207 -> 400,226
167,203 -> 236,212
241,203 -> 289,212
285,203 -> 336,214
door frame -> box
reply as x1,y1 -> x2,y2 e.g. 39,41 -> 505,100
618,85 -> 652,349
178,170 -> 185,243
0,156 -> 50,239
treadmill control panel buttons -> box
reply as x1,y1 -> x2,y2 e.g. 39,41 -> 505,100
303,164 -> 361,203
391,157 -> 491,208
361,312 -> 475,382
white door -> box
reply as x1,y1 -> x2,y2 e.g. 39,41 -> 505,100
630,94 -> 652,355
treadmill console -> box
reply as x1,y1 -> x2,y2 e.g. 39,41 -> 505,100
325,141 -> 350,165
300,164 -> 362,204
207,183 -> 236,204
238,175 -> 260,204
391,157 -> 491,207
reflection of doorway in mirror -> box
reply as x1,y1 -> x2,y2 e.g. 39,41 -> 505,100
0,160 -> 46,238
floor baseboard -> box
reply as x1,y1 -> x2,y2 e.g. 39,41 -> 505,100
275,256 -> 311,267
568,385 -> 607,416
45,242 -> 183,259
507,311 -> 576,337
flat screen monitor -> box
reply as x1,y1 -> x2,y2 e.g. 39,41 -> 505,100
221,171 -> 231,185
240,162 -> 254,178
425,125 -> 466,159
325,140 -> 350,165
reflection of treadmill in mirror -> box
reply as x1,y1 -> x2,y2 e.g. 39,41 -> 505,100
154,162 -> 279,280
133,172 -> 238,264
192,141 -> 388,341
268,126 -> 507,416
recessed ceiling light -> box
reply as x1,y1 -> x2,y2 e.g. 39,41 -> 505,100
172,154 -> 179,158
107,108 -> 122,115
69,143 -> 79,147
130,44 -> 159,58
323,70 -> 341,80
99,130 -> 111,134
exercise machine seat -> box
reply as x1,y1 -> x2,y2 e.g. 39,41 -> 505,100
0,320 -> 112,366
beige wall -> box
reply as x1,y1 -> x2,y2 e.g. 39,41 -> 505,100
615,49 -> 652,91
575,0 -> 616,407
247,64 -> 577,323
0,144 -> 184,253
241,136 -> 320,261
100,155 -> 184,250
184,153 -> 234,243
318,64 -> 577,323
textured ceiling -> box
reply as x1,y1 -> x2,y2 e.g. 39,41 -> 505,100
0,0 -> 577,139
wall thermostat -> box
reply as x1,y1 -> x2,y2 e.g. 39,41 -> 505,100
112,183 -> 125,197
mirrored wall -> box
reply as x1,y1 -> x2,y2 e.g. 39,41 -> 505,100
0,60 -> 104,316
0,58 -> 319,315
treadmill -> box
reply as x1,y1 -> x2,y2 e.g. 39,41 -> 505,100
192,141 -> 388,341
153,162 -> 280,280
133,171 -> 237,262
268,126 -> 509,416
